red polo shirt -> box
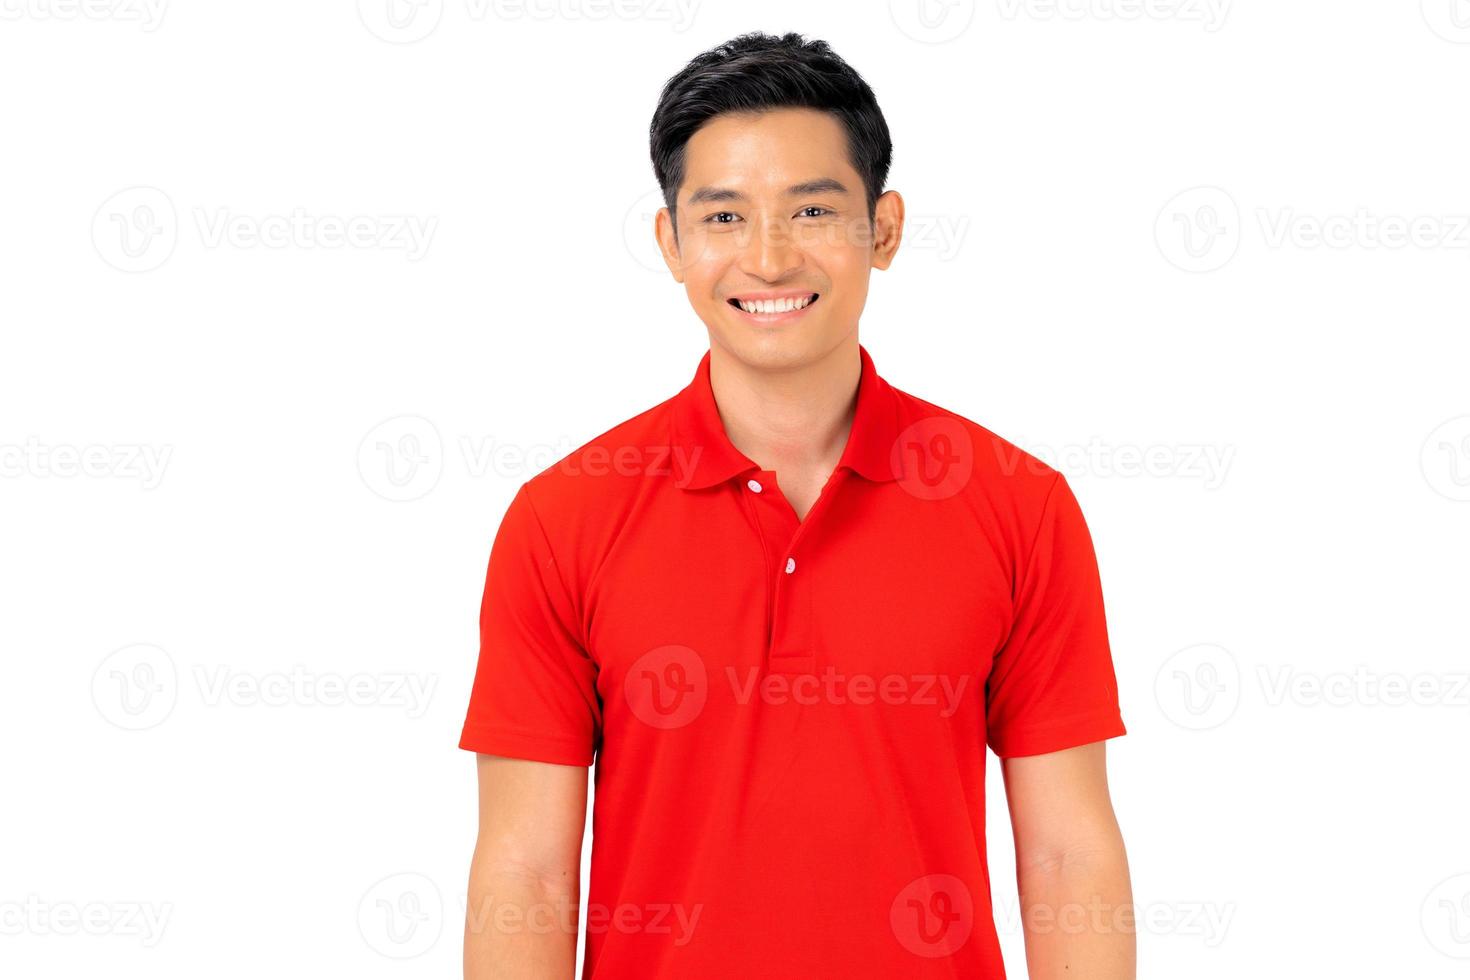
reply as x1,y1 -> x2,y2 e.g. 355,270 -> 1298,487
460,343 -> 1125,978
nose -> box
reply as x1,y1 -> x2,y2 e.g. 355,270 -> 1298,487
738,215 -> 803,283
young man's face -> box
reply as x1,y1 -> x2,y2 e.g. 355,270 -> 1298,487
656,107 -> 903,371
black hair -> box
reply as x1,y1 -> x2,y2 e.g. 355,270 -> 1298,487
649,31 -> 893,233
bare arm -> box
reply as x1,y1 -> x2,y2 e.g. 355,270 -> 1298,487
464,754 -> 588,980
1002,741 -> 1135,980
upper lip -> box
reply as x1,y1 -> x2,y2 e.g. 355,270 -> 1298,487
727,290 -> 819,303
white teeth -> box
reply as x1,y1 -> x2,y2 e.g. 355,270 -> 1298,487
738,294 -> 814,314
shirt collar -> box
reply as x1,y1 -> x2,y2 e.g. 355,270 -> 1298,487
669,343 -> 905,490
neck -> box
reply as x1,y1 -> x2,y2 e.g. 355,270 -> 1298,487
706,337 -> 862,476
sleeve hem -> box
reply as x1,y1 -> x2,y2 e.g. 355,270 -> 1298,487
458,722 -> 594,767
988,710 -> 1126,759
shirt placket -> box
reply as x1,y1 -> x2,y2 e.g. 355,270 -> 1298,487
740,468 -> 849,675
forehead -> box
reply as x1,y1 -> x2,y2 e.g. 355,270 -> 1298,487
680,107 -> 858,200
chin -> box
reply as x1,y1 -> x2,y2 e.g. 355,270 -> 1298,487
709,318 -> 843,373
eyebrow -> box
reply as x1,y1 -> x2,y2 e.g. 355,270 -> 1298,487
685,177 -> 851,206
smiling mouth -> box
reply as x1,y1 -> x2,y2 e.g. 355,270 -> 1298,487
727,292 -> 820,315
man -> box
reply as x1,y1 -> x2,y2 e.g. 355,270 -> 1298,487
461,32 -> 1133,979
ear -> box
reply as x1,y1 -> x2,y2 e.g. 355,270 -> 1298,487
869,190 -> 905,272
654,206 -> 685,284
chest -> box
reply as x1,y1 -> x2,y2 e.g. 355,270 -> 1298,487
583,476 -> 1015,700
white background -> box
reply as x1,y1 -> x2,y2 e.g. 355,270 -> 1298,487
3,1 -> 1468,977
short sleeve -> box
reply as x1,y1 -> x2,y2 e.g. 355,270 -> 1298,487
459,483 -> 601,766
985,473 -> 1125,758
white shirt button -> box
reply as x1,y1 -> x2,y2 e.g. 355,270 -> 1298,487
785,557 -> 796,574
747,479 -> 763,493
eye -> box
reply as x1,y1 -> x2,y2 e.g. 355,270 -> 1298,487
704,212 -> 740,224
797,206 -> 831,218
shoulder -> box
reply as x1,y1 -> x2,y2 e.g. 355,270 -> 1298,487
889,384 -> 1065,510
509,388 -> 680,545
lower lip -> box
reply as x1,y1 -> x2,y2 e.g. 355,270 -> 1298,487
728,295 -> 819,324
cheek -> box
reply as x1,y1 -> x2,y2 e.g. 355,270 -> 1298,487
810,246 -> 868,302
678,234 -> 734,292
